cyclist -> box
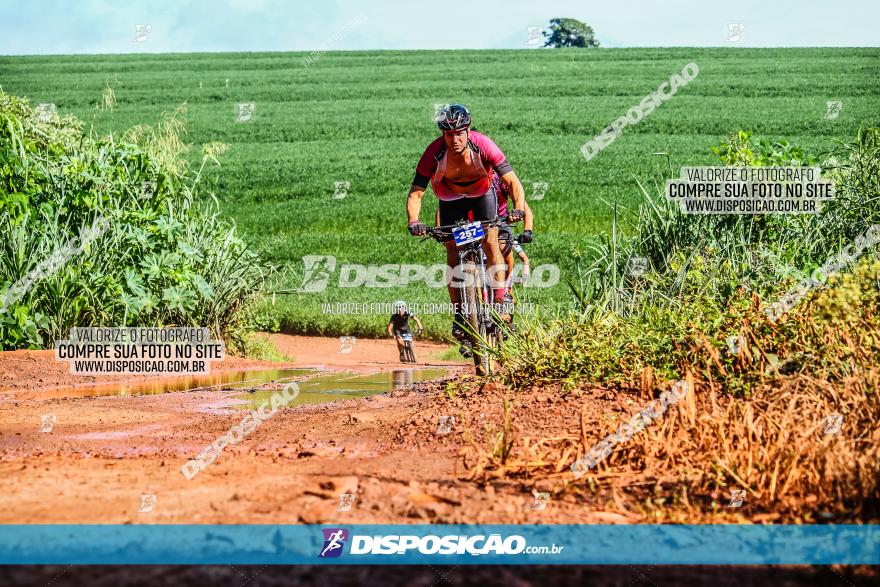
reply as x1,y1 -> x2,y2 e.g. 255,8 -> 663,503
435,174 -> 534,305
493,173 -> 534,298
504,234 -> 531,287
406,104 -> 526,340
387,301 -> 422,362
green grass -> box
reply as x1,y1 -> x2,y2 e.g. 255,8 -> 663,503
2,48 -> 877,340
431,345 -> 469,363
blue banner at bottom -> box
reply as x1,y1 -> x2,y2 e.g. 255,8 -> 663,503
0,525 -> 877,565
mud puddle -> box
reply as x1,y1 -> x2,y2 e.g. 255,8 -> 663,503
31,368 -> 315,400
234,368 -> 447,409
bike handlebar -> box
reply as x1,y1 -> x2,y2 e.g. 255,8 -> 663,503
421,215 -> 512,242
391,329 -> 421,337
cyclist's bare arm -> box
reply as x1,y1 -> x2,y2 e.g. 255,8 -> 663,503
414,316 -> 424,331
435,209 -> 440,227
407,185 -> 425,224
387,323 -> 394,337
499,171 -> 525,213
524,202 -> 534,231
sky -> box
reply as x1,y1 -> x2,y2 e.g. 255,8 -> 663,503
0,0 -> 877,55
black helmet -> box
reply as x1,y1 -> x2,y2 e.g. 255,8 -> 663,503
437,104 -> 471,131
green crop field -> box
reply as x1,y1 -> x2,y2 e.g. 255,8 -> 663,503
1,48 -> 878,339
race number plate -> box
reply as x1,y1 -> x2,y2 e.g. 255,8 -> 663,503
452,222 -> 485,246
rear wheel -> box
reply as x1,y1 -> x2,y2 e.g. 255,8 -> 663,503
481,313 -> 501,375
462,259 -> 497,376
476,317 -> 490,376
485,325 -> 499,373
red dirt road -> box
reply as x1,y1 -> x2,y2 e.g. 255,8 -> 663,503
0,334 -> 462,397
0,334 -> 613,524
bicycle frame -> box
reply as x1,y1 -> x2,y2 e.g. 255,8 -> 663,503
424,217 -> 509,374
428,219 -> 506,314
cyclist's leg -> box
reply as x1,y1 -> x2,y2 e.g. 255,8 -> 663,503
497,223 -> 514,296
439,197 -> 469,306
438,198 -> 470,339
472,186 -> 506,303
443,240 -> 460,308
393,332 -> 405,359
504,250 -> 514,294
483,227 -> 505,302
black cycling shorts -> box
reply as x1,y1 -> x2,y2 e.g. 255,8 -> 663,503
438,183 -> 498,227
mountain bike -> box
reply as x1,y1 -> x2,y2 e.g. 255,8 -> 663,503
425,216 -> 511,376
401,331 -> 417,363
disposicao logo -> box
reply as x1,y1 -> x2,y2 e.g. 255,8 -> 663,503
315,529 -> 547,557
319,528 -> 349,558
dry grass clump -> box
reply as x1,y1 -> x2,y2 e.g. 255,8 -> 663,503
460,369 -> 879,519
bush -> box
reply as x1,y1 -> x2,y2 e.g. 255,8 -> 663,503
0,91 -> 270,351
491,129 -> 880,517
505,128 -> 880,392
